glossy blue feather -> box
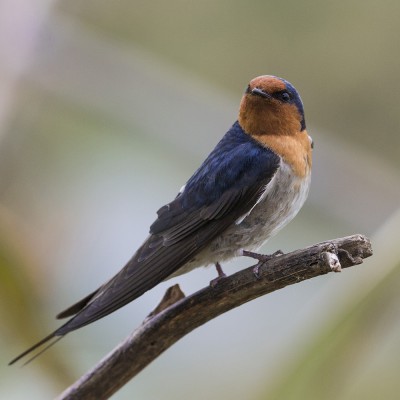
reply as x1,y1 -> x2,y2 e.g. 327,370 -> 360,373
181,121 -> 280,210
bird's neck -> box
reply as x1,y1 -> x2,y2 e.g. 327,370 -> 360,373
238,99 -> 311,178
257,132 -> 312,178
238,101 -> 302,137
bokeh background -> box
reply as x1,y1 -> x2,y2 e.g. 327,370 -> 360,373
1,1 -> 400,399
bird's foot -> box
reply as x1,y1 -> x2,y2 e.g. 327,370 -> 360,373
241,249 -> 284,262
209,262 -> 227,288
240,249 -> 284,279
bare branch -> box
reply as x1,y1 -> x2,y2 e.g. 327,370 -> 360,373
57,234 -> 372,400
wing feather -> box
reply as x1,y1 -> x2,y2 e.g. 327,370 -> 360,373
55,122 -> 280,335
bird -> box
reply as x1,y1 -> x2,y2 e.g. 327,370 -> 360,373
9,75 -> 313,364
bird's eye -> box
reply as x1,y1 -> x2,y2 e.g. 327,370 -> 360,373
280,91 -> 291,102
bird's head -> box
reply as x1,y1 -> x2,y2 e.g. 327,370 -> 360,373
239,75 -> 312,178
238,75 -> 306,137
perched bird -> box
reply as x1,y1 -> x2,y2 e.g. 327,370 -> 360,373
10,75 -> 313,364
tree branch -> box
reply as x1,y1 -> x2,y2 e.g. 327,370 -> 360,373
57,234 -> 372,400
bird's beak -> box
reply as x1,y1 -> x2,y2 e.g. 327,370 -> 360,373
251,87 -> 272,99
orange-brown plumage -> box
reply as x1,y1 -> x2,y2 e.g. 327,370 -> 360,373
256,132 -> 312,178
238,75 -> 312,177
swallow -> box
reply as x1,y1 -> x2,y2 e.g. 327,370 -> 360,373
10,75 -> 313,364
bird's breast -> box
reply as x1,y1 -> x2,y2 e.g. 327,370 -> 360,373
254,130 -> 312,178
221,160 -> 311,253
174,159 -> 311,277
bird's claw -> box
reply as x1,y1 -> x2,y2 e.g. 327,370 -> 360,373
252,265 -> 262,280
241,249 -> 284,263
241,249 -> 284,280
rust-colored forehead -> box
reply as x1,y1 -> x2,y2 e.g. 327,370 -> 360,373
249,75 -> 286,93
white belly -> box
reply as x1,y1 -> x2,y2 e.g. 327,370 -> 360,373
170,160 -> 311,277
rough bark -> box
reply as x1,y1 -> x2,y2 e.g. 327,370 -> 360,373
57,234 -> 373,400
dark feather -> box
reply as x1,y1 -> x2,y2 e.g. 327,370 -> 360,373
10,121 -> 280,362
56,290 -> 98,319
54,122 -> 280,334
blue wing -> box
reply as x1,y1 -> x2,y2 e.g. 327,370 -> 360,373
54,122 -> 280,333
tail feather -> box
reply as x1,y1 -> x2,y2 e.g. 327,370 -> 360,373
9,289 -> 100,365
21,336 -> 63,366
56,289 -> 98,319
8,332 -> 60,365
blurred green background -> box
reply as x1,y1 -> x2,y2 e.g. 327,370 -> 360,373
1,1 -> 399,399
